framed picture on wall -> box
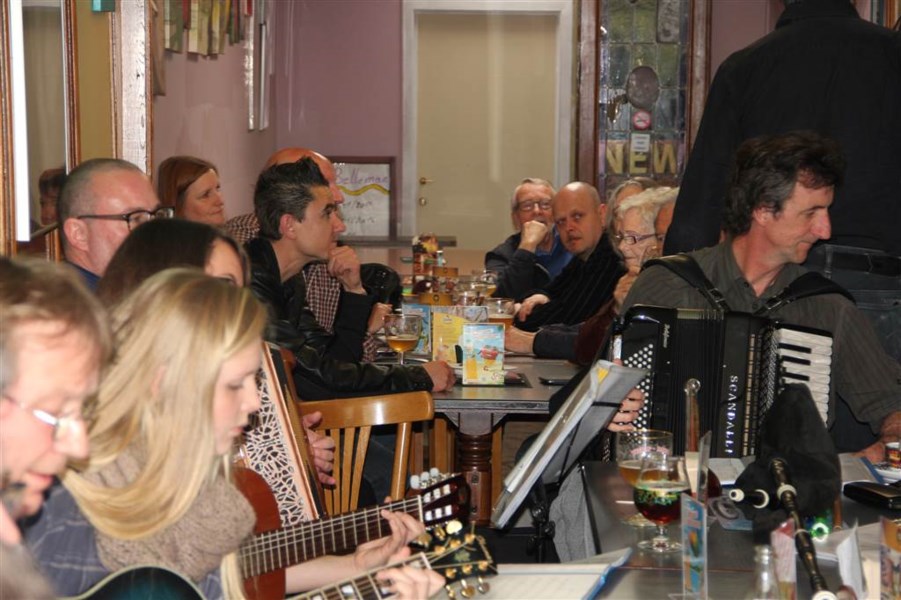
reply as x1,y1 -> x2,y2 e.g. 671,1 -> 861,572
331,157 -> 397,239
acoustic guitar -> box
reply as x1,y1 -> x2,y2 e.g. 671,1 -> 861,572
236,468 -> 469,599
65,565 -> 204,600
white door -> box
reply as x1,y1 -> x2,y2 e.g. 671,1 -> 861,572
403,2 -> 573,251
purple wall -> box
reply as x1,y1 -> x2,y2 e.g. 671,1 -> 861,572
153,47 -> 276,218
272,0 -> 403,159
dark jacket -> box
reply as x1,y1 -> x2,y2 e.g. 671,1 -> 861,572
666,0 -> 901,255
246,238 -> 433,399
515,234 -> 624,332
485,233 -> 552,300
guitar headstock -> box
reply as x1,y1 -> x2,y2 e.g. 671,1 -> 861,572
416,521 -> 496,599
294,521 -> 495,600
410,472 -> 471,528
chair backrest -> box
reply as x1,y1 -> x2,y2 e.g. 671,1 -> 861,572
300,392 -> 435,514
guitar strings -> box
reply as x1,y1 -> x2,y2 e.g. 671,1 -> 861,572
240,496 -> 424,576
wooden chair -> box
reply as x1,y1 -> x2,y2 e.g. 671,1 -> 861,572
300,392 -> 434,514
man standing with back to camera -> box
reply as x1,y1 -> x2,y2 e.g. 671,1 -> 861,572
665,0 -> 901,364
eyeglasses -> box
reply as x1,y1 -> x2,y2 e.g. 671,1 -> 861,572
516,200 -> 552,212
3,395 -> 87,441
76,207 -> 174,231
614,232 -> 662,245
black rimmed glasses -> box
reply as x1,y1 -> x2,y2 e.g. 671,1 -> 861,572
2,395 -> 88,442
614,232 -> 662,246
76,207 -> 174,231
516,200 -> 552,212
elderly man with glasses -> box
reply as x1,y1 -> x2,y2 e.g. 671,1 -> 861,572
0,258 -> 111,598
58,158 -> 172,289
485,178 -> 573,299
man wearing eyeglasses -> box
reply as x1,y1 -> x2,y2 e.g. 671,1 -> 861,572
0,258 -> 110,596
485,178 -> 572,299
58,158 -> 171,289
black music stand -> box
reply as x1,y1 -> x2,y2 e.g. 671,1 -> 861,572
491,361 -> 647,560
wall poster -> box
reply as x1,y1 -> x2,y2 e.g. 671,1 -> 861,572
332,157 -> 396,238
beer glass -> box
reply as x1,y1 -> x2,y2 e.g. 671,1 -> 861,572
633,453 -> 690,553
615,429 -> 673,526
383,314 -> 422,365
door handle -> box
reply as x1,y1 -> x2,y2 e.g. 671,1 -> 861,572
419,177 -> 434,185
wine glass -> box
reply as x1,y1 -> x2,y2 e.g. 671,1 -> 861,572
633,453 -> 690,553
383,314 -> 422,365
615,429 -> 673,527
479,270 -> 499,298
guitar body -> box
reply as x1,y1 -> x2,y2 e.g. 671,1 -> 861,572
234,467 -> 286,600
66,566 -> 204,600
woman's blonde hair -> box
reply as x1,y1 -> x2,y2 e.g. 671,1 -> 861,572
64,269 -> 266,595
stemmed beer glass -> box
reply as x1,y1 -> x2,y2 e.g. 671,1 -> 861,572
615,429 -> 674,527
383,314 -> 422,365
633,453 -> 690,553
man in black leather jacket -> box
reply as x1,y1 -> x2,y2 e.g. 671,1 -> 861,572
247,158 -> 455,400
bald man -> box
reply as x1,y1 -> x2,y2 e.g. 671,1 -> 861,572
514,182 -> 624,332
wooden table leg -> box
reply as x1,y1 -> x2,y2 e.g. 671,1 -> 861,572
457,431 -> 493,526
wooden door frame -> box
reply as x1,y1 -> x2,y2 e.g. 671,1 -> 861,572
402,0 -> 574,239
575,0 -> 711,184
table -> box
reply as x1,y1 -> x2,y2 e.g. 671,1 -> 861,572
433,357 -> 579,525
581,461 -> 889,598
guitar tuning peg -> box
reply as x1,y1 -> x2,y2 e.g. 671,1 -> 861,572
461,565 -> 473,575
410,474 -> 421,490
434,527 -> 447,541
460,580 -> 476,599
443,568 -> 458,579
476,577 -> 490,594
430,466 -> 440,479
444,585 -> 456,599
420,470 -> 429,485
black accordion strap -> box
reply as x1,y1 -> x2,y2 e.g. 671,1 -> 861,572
754,272 -> 854,316
642,254 -> 731,311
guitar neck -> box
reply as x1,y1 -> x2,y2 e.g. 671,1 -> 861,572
241,497 -> 423,578
292,554 -> 431,600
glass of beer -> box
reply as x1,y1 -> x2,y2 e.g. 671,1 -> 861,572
383,313 -> 422,365
484,297 -> 515,330
615,429 -> 673,527
633,453 -> 690,553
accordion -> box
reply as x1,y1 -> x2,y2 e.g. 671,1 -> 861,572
615,305 -> 834,458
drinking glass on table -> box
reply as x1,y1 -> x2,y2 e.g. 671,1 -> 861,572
633,453 -> 690,553
484,297 -> 515,330
383,313 -> 422,365
615,429 -> 674,527
478,270 -> 499,297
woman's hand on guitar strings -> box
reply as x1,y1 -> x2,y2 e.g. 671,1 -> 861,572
352,509 -> 426,571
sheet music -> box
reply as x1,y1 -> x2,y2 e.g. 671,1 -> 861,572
492,360 -> 647,528
486,549 -> 630,599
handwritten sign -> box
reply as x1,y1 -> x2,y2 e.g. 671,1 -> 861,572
333,159 -> 394,237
